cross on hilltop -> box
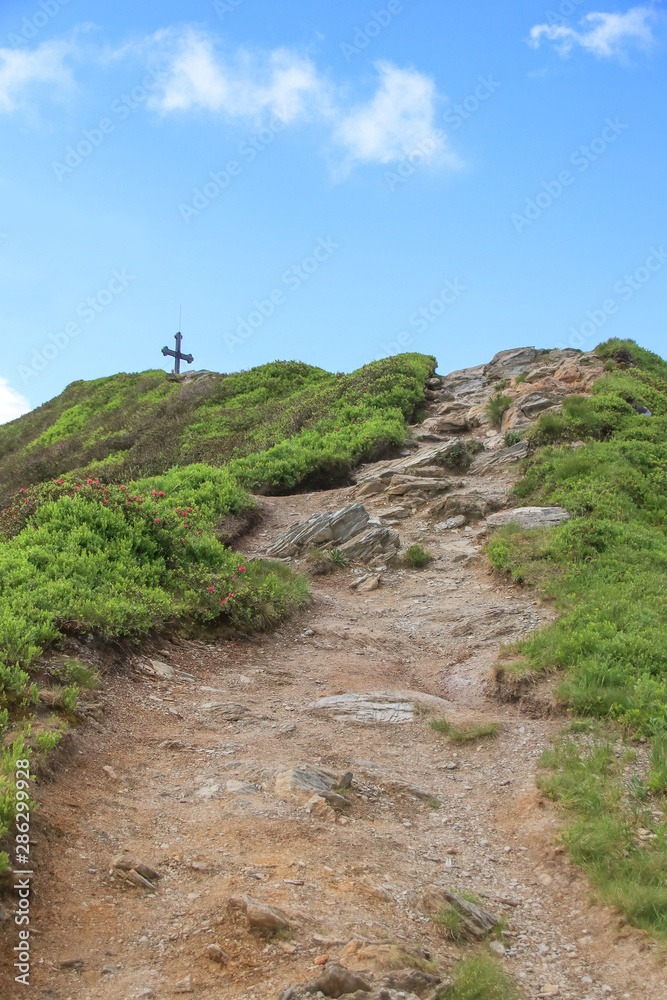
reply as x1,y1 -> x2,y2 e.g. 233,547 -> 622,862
161,330 -> 194,375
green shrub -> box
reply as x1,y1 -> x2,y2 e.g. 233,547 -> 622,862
37,730 -> 63,752
60,683 -> 79,714
404,543 -> 432,568
485,393 -> 512,428
503,431 -> 523,447
515,372 -> 527,384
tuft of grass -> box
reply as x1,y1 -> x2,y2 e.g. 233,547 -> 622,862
432,906 -> 465,940
431,718 -> 499,742
485,393 -> 512,429
443,955 -> 520,1000
503,431 -> 523,447
404,543 -> 432,569
514,372 -> 528,384
64,660 -> 101,690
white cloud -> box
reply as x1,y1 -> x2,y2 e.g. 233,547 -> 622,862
149,33 -> 458,177
0,40 -> 75,113
148,29 -> 328,123
529,6 -> 656,59
333,61 -> 458,174
1,27 -> 460,179
0,379 -> 30,425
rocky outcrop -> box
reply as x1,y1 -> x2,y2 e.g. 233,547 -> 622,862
484,346 -> 541,380
266,504 -> 400,563
267,504 -> 370,557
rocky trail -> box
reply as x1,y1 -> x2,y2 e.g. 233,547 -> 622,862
2,348 -> 665,1000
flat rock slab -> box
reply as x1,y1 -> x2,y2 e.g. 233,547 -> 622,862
435,515 -> 467,530
226,779 -> 257,795
309,693 -> 416,724
202,702 -> 251,721
485,506 -> 570,529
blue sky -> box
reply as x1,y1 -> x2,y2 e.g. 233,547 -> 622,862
0,0 -> 665,422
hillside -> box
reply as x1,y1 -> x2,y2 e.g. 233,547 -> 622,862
1,339 -> 667,1000
0,355 -> 435,501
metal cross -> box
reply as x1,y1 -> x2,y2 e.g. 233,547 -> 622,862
162,330 -> 194,375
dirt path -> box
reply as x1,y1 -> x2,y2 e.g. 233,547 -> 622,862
2,350 -> 666,1000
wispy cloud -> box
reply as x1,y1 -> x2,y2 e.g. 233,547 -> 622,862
529,6 -> 657,59
333,61 -> 458,176
148,32 -> 454,177
0,378 -> 30,424
0,39 -> 75,113
147,28 -> 328,123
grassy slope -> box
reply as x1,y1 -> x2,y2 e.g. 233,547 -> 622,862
0,353 -> 435,865
0,355 -> 434,499
487,339 -> 667,937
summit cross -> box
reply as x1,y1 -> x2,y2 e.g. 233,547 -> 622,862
161,331 -> 194,375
